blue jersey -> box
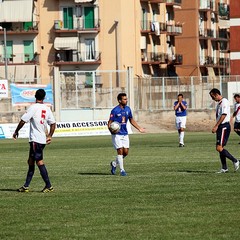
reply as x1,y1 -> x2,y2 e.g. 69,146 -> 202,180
109,105 -> 133,135
174,100 -> 187,117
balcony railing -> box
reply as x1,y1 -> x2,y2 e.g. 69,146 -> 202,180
54,18 -> 100,31
54,51 -> 101,64
0,21 -> 39,33
0,52 -> 39,64
199,56 -> 229,67
199,29 -> 229,41
165,0 -> 182,5
141,21 -> 182,35
142,52 -> 183,64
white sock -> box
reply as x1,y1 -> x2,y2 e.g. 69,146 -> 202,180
117,155 -> 124,171
179,131 -> 184,144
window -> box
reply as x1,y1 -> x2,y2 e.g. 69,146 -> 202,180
85,39 -> 95,61
63,7 -> 73,30
23,40 -> 34,62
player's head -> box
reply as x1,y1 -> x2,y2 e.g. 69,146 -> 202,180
177,93 -> 183,101
35,89 -> 46,101
117,93 -> 127,106
234,94 -> 240,102
209,88 -> 221,101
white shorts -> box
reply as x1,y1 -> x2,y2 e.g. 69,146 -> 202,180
112,134 -> 129,149
176,116 -> 187,129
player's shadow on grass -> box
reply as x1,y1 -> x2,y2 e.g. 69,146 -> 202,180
177,169 -> 211,173
78,172 -> 110,176
0,188 -> 18,192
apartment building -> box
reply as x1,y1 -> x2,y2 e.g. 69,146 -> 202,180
230,0 -> 240,75
175,0 -> 230,77
0,0 -> 183,85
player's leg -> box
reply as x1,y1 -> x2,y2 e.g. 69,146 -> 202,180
234,122 -> 240,137
110,135 -> 122,175
179,117 -> 186,146
216,124 -> 239,172
18,143 -> 35,192
34,142 -> 53,192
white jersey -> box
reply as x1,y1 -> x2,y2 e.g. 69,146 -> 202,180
234,102 -> 240,123
216,98 -> 230,124
21,103 -> 56,144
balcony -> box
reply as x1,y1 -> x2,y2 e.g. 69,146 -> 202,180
54,51 -> 101,65
54,18 -> 100,33
218,3 -> 229,20
142,52 -> 183,65
0,21 -> 39,34
141,21 -> 182,35
0,52 -> 39,65
199,28 -> 229,41
165,0 -> 182,6
199,56 -> 229,68
199,0 -> 216,12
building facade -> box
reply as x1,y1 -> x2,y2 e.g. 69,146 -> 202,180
175,0 -> 230,77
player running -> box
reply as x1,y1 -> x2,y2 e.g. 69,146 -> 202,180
13,89 -> 56,192
108,93 -> 145,176
209,88 -> 239,173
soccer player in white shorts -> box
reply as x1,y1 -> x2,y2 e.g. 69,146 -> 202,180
108,93 -> 145,176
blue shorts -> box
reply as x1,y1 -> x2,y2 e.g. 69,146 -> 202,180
234,122 -> 240,130
29,142 -> 46,161
216,123 -> 230,146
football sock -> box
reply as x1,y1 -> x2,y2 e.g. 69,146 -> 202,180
38,164 -> 51,188
219,152 -> 227,169
235,130 -> 240,136
221,149 -> 238,163
24,165 -> 35,187
117,155 -> 124,171
179,131 -> 184,144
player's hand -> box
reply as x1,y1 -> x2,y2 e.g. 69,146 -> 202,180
13,132 -> 18,140
109,129 -> 119,134
46,137 -> 52,145
139,128 -> 146,133
212,126 -> 218,133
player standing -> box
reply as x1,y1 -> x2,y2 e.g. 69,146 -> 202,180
173,93 -> 187,147
209,88 -> 239,173
232,94 -> 240,141
13,89 -> 56,192
108,93 -> 145,176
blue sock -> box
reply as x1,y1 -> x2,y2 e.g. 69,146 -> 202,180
24,165 -> 35,187
219,152 -> 227,169
38,164 -> 51,188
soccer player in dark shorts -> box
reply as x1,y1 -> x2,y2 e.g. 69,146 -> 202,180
209,88 -> 239,173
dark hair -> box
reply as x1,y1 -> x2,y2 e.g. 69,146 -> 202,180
209,88 -> 221,96
234,94 -> 240,98
35,89 -> 46,101
117,93 -> 127,101
178,94 -> 183,97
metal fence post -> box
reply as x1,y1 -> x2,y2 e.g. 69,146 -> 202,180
162,77 -> 165,109
53,66 -> 60,121
191,76 -> 195,109
128,67 -> 134,111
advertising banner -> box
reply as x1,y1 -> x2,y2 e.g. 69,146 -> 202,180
0,120 -> 132,139
0,80 -> 8,98
10,84 -> 53,106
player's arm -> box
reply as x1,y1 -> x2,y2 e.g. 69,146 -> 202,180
173,102 -> 180,110
13,120 -> 26,140
46,122 -> 56,144
129,118 -> 145,133
212,114 -> 226,133
180,101 -> 187,110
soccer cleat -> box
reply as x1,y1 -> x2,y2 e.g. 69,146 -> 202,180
110,161 -> 117,175
216,169 -> 229,173
179,143 -> 184,147
233,160 -> 239,172
18,186 -> 29,192
120,170 -> 127,176
42,186 -> 54,193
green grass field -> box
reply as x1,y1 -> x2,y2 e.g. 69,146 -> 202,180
1,132 -> 240,240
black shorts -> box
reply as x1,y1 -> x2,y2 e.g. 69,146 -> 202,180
29,142 -> 46,161
216,122 -> 230,147
234,122 -> 240,130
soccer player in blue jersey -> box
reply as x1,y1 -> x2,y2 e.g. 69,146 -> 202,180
174,93 -> 187,147
209,88 -> 239,173
108,93 -> 145,176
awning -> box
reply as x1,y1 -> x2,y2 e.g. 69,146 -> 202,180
0,0 -> 33,22
54,37 -> 79,50
75,0 -> 93,3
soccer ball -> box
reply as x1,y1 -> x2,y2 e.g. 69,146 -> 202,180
110,121 -> 120,132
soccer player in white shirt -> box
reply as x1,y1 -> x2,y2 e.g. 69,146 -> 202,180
232,94 -> 240,140
209,88 -> 239,173
13,89 -> 56,192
